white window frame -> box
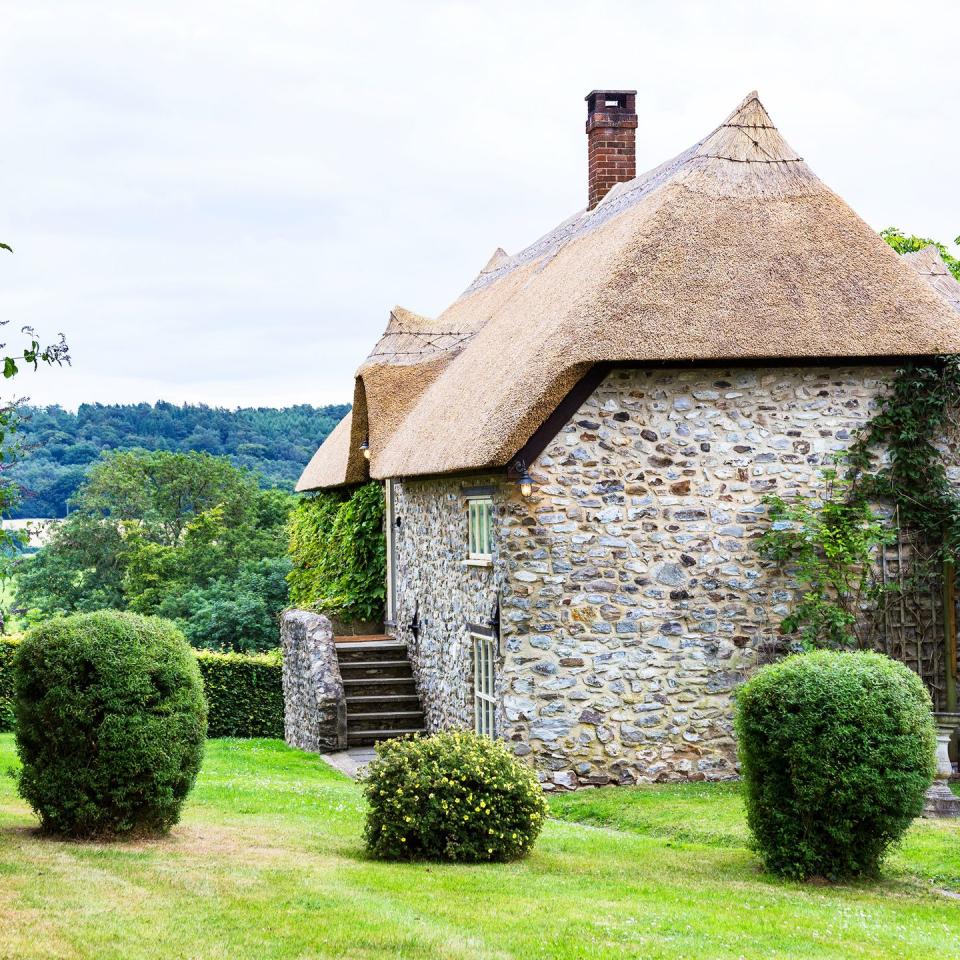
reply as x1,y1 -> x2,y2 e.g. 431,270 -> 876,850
384,478 -> 397,626
466,495 -> 493,565
472,631 -> 497,738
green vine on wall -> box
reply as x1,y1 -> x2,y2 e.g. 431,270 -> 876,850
759,470 -> 893,649
287,481 -> 386,624
759,357 -> 960,651
847,355 -> 960,562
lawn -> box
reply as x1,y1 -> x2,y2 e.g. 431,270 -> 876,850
1,735 -> 958,959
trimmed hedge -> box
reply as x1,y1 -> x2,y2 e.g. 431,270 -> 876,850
734,650 -> 936,881
15,611 -> 207,836
0,636 -> 17,731
0,634 -> 282,739
195,648 -> 284,739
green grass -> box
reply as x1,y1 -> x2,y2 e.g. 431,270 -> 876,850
0,735 -> 958,959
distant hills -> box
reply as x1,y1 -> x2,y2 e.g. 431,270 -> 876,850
10,401 -> 349,518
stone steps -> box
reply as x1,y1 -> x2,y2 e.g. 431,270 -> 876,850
336,640 -> 408,663
339,659 -> 413,680
335,639 -> 425,747
348,728 -> 425,746
341,676 -> 419,698
348,710 -> 425,732
346,693 -> 422,710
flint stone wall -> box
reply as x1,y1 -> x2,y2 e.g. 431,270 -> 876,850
498,363 -> 895,788
390,363 -> 920,789
392,476 -> 505,732
281,609 -> 347,752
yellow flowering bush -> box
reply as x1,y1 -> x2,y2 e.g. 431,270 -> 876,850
361,731 -> 547,862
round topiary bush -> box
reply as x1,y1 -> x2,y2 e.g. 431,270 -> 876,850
362,731 -> 547,862
14,610 -> 207,838
734,650 -> 935,880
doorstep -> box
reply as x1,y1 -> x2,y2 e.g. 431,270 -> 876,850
320,747 -> 376,780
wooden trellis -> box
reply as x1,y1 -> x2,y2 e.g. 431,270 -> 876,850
869,511 -> 955,711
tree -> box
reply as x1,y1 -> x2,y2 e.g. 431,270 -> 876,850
14,512 -> 126,614
0,241 -> 70,629
77,449 -> 257,543
7,400 -> 349,518
155,556 -> 292,653
15,450 -> 293,651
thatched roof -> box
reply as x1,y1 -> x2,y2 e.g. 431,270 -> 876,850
296,305 -> 480,491
903,246 -> 960,314
298,92 -> 960,490
296,410 -> 358,491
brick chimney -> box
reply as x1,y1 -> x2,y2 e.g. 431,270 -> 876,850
585,90 -> 637,210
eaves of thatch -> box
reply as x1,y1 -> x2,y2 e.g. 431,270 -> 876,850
296,305 -> 481,491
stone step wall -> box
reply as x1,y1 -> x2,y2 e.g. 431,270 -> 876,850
280,609 -> 347,753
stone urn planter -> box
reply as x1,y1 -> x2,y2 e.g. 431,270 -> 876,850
923,712 -> 960,818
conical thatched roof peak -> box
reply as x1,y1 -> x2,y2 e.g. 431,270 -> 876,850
482,247 -> 509,272
384,305 -> 434,334
695,91 -> 802,164
365,306 -> 473,364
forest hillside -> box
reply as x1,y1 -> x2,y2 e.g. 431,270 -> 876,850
10,401 -> 348,518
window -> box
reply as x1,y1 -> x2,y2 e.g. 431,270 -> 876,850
466,495 -> 493,562
384,478 -> 397,626
472,631 -> 497,738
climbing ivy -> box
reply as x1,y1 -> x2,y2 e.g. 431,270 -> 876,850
847,355 -> 960,561
759,358 -> 960,650
759,470 -> 893,649
757,229 -> 960,650
287,482 -> 386,624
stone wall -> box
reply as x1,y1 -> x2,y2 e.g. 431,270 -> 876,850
497,363 -> 895,789
392,476 -> 505,732
280,609 -> 347,753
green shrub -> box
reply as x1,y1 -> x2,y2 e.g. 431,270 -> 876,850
734,650 -> 936,880
14,611 -> 207,837
362,731 -> 547,862
195,648 -> 283,738
0,632 -> 281,741
0,636 -> 17,731
287,482 -> 386,623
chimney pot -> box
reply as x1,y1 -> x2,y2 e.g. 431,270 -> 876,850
585,89 -> 637,210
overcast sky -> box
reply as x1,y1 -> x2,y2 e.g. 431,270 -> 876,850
1,1 -> 957,411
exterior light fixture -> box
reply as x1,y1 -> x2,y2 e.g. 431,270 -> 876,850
518,472 -> 533,498
359,439 -> 370,460
511,457 -> 533,497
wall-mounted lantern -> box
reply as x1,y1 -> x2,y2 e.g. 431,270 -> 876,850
511,457 -> 533,498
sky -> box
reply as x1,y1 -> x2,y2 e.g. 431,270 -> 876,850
0,1 -> 957,411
